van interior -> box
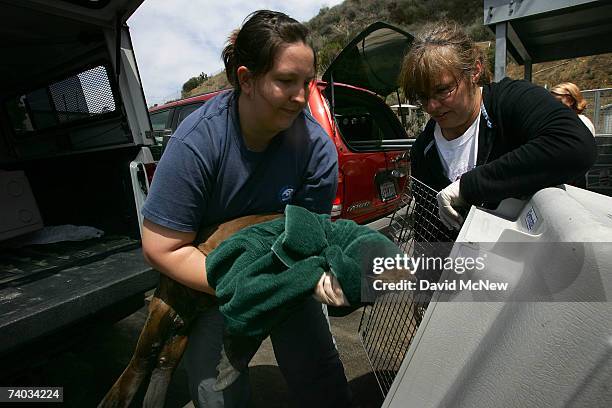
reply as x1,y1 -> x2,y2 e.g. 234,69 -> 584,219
0,2 -> 142,287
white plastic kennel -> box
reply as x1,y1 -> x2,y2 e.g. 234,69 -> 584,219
381,185 -> 612,407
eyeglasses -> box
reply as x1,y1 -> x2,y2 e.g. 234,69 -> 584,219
413,75 -> 463,107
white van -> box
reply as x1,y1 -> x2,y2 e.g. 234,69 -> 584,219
0,0 -> 157,373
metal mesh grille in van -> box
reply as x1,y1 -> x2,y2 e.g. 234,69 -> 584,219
50,66 -> 116,123
6,65 -> 117,135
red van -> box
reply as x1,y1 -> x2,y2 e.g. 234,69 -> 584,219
149,22 -> 414,224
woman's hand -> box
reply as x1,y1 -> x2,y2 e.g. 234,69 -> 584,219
436,180 -> 467,230
313,271 -> 350,307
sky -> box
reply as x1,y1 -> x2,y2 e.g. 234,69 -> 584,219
128,0 -> 344,106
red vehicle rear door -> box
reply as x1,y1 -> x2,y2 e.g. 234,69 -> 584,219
318,22 -> 415,223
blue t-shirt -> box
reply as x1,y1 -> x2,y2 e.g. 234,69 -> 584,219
142,90 -> 338,232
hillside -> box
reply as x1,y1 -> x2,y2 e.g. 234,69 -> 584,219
507,55 -> 612,91
184,0 -> 487,98
183,0 -> 611,100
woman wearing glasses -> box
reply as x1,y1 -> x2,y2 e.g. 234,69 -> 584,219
399,21 -> 597,230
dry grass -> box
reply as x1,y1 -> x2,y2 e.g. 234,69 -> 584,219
506,53 -> 612,91
184,72 -> 230,98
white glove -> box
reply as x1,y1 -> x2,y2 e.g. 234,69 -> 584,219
313,271 -> 350,307
436,180 -> 468,230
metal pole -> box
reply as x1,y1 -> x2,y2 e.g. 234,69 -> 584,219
395,89 -> 406,129
593,90 -> 601,134
495,22 -> 507,82
524,59 -> 532,82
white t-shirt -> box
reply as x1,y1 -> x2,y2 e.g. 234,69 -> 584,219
434,110 -> 480,182
578,114 -> 595,135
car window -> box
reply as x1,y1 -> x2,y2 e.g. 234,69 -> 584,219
150,109 -> 171,131
176,103 -> 203,127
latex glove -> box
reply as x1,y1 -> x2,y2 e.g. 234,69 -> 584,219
436,180 -> 468,230
313,271 -> 350,307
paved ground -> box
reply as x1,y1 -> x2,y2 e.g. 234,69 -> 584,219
4,303 -> 384,407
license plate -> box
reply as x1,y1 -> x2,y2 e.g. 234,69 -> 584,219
379,181 -> 397,201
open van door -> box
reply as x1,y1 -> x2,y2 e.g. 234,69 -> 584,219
0,0 -> 158,371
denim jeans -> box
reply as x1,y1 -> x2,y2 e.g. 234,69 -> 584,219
183,297 -> 351,408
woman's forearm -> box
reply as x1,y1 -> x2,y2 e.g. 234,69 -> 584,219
141,219 -> 215,295
145,245 -> 215,295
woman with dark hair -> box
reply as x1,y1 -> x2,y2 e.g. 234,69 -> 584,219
399,21 -> 597,230
140,10 -> 351,408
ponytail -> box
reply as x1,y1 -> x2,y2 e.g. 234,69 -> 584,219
222,29 -> 241,88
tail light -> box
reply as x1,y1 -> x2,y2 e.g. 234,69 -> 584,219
331,170 -> 344,218
143,162 -> 157,186
137,162 -> 157,195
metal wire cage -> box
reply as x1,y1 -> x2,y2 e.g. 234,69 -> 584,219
586,135 -> 612,196
358,176 -> 455,397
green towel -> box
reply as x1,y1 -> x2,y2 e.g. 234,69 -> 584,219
206,205 -> 401,338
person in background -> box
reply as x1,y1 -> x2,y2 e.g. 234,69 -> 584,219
399,21 -> 597,231
551,82 -> 596,135
140,10 -> 351,408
